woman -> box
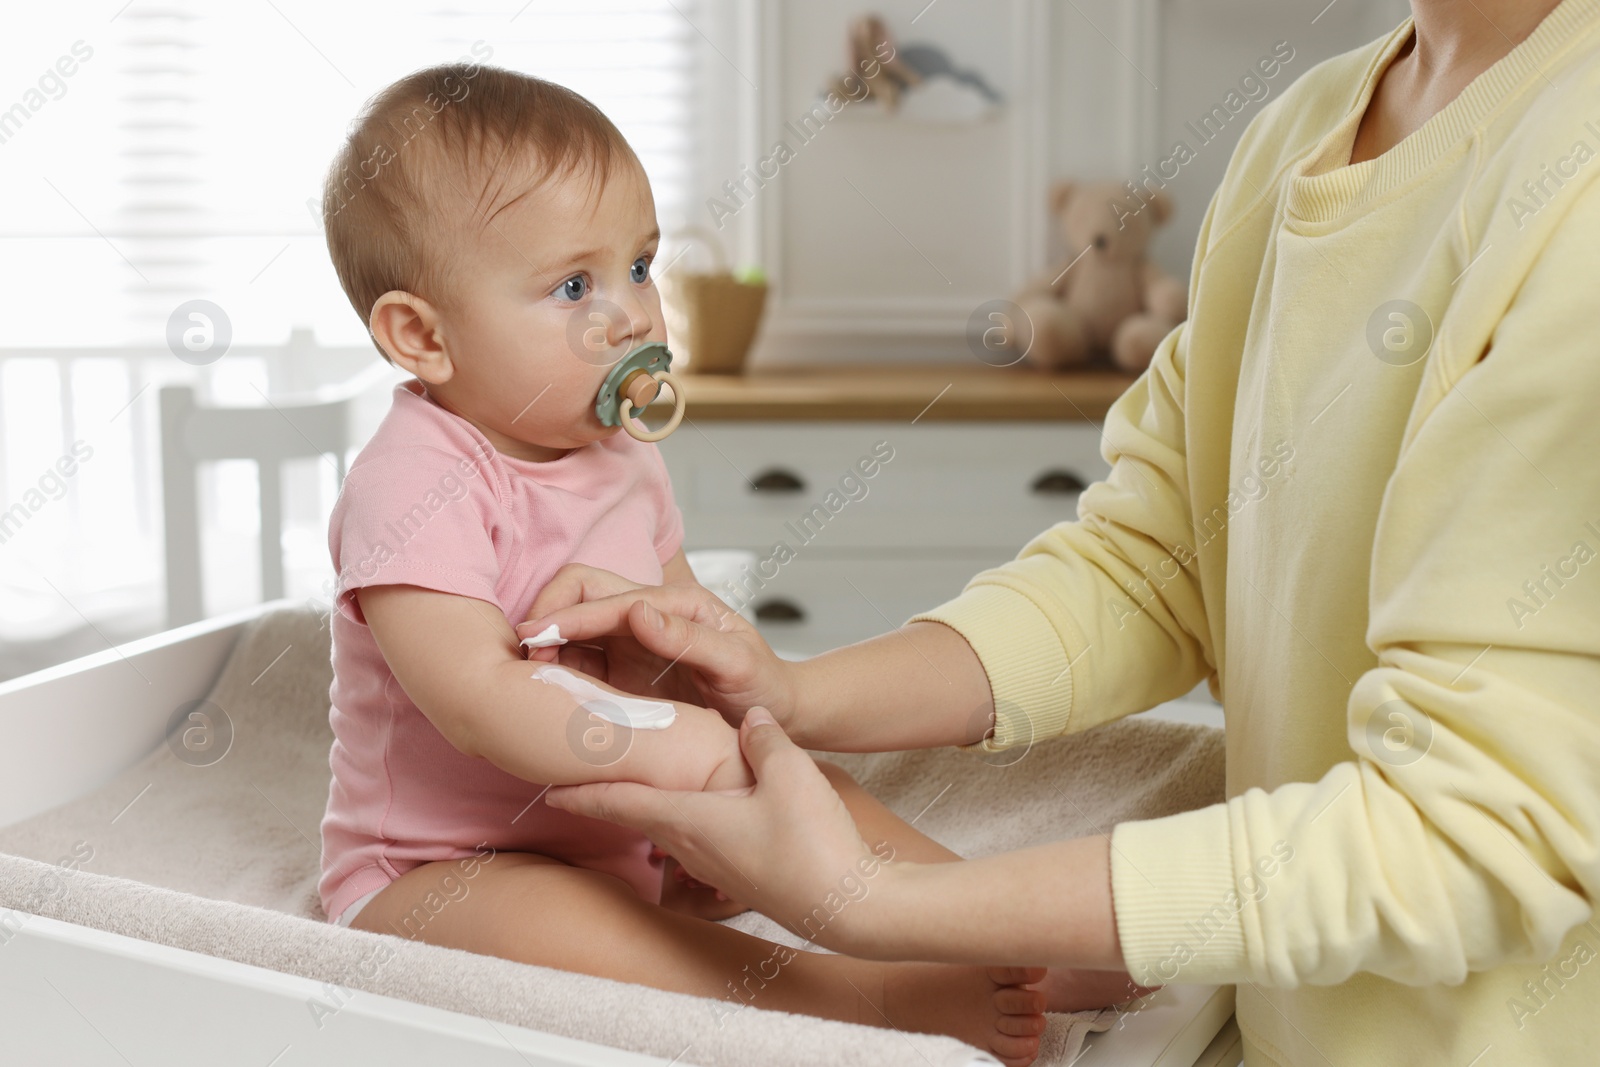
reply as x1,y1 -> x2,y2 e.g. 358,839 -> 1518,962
523,1 -> 1600,1061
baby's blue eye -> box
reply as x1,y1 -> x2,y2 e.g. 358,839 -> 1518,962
560,275 -> 589,300
630,257 -> 650,284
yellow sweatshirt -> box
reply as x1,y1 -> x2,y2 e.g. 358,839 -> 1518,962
915,4 -> 1600,1063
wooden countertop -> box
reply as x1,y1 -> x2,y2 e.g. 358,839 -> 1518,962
671,364 -> 1136,422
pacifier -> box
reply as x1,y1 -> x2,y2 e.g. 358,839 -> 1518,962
594,341 -> 687,443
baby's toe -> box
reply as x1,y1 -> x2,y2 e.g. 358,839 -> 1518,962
989,965 -> 1047,987
990,1032 -> 1042,1067
995,985 -> 1047,1016
997,1011 -> 1048,1037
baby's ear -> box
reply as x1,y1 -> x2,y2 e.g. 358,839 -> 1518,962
369,291 -> 451,382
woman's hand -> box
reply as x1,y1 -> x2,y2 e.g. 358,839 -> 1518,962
546,708 -> 892,954
554,706 -> 1129,971
515,563 -> 798,729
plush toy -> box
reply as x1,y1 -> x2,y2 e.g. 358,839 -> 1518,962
1008,180 -> 1188,374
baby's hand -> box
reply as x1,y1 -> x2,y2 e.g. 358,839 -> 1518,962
654,847 -> 748,919
703,719 -> 756,793
633,699 -> 754,794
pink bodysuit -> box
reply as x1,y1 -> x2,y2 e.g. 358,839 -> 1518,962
318,378 -> 683,925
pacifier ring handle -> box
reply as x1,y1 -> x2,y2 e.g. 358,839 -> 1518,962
620,369 -> 686,443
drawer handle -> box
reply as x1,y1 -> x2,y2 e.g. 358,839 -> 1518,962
753,599 -> 806,622
1031,469 -> 1087,495
750,468 -> 806,493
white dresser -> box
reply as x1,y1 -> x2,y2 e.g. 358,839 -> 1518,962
663,419 -> 1112,654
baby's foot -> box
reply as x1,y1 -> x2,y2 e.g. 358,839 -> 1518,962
878,964 -> 1048,1067
1038,967 -> 1160,1013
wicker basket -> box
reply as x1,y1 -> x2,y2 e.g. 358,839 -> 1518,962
661,228 -> 768,375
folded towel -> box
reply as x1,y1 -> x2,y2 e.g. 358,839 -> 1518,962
0,606 -> 1224,1065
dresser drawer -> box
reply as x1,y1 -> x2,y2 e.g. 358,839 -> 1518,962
662,422 -> 1110,552
701,554 -> 1007,657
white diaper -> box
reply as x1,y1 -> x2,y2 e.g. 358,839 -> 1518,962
334,885 -> 385,928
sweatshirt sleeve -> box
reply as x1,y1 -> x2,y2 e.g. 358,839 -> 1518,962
909,193 -> 1224,750
1109,182 -> 1600,988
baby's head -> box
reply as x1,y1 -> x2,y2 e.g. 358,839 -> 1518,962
324,65 -> 665,461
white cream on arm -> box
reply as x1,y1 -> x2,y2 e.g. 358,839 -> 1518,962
530,664 -> 677,730
520,623 -> 567,650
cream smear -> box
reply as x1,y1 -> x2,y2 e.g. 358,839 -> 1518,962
531,664 -> 677,730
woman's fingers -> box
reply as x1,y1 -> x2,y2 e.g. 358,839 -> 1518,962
553,710 -> 884,946
518,583 -> 724,645
737,707 -> 806,781
518,581 -> 793,719
517,563 -> 645,636
524,587 -> 763,695
624,599 -> 752,673
546,784 -> 738,899
546,780 -> 684,845
545,713 -> 801,869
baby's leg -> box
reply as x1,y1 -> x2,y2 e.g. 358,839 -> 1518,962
815,760 -> 962,863
350,852 -> 1046,1066
815,761 -> 1162,1013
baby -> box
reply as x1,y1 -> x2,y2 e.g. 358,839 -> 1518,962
316,62 -> 1117,1065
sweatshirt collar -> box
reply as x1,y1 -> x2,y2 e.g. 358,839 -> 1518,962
1286,0 -> 1599,225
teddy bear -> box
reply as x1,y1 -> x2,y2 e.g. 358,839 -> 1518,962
1006,180 -> 1188,374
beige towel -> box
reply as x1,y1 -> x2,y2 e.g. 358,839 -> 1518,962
0,607 -> 1224,1065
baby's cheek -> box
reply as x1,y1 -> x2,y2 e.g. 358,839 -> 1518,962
531,379 -> 607,437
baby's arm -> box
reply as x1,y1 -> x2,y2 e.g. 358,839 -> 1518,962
358,583 -> 753,793
659,547 -> 696,585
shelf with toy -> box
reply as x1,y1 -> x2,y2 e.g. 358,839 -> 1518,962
821,13 -> 1004,125
674,362 -> 1134,423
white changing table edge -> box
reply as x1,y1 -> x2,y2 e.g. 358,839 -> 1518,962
1,913 -> 672,1066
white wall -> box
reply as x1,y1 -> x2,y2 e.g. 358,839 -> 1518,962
694,0 -> 1411,366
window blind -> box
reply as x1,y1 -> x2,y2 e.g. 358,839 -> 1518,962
0,1 -> 707,661
0,0 -> 703,347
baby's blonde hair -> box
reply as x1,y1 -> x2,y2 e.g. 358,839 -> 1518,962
323,64 -> 638,359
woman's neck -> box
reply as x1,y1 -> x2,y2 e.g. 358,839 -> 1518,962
1408,0 -> 1562,74
1350,0 -> 1564,164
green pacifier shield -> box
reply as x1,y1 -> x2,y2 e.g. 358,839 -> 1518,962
595,342 -> 674,427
